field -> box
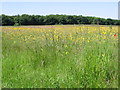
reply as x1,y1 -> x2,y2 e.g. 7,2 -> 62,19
2,25 -> 118,88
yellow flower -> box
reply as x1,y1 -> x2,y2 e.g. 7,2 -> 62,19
65,52 -> 68,55
102,54 -> 105,57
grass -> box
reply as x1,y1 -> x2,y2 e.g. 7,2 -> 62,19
2,25 -> 118,88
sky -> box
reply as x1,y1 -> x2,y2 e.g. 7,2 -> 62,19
1,0 -> 119,2
1,2 -> 118,19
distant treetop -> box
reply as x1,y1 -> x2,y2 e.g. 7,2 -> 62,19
1,14 -> 120,26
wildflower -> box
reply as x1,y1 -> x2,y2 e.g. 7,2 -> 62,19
102,54 -> 105,57
114,34 -> 117,36
65,52 -> 68,55
103,32 -> 106,34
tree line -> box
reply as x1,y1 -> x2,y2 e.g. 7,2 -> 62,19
1,14 -> 120,26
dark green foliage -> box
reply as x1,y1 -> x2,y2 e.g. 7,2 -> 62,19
1,14 -> 120,26
2,14 -> 15,26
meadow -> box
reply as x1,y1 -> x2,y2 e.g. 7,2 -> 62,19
2,25 -> 118,88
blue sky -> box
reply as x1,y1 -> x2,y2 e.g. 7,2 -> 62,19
2,2 -> 118,19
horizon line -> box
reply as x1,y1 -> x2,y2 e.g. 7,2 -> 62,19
1,14 -> 118,20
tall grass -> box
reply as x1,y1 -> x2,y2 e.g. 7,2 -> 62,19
2,25 -> 118,88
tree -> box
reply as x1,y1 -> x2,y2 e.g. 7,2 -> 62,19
2,14 -> 14,26
1,14 -> 120,26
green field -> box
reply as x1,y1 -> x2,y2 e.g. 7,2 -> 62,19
2,25 -> 118,88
